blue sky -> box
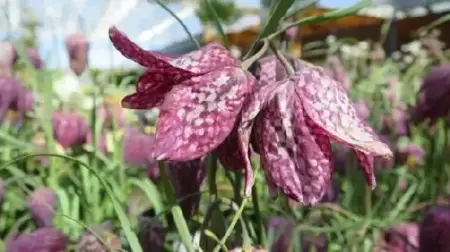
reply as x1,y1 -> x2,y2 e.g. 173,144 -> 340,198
3,0 -> 358,69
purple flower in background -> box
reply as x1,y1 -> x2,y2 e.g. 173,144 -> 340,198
166,157 -> 207,218
123,128 -> 159,181
0,77 -> 33,122
412,64 -> 450,124
324,56 -> 352,91
27,187 -> 57,227
419,206 -> 450,252
239,55 -> 392,204
399,143 -> 425,169
354,100 -> 371,121
26,47 -> 43,69
6,227 -> 69,252
75,223 -> 122,252
65,33 -> 89,76
381,223 -> 419,252
0,41 -> 18,76
109,26 -> 254,163
137,216 -> 165,252
52,111 -> 89,149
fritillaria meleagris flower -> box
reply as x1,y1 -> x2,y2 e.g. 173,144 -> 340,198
354,100 -> 371,122
166,157 -> 207,218
374,223 -> 419,252
109,26 -> 254,163
26,47 -> 43,69
412,64 -> 450,124
324,55 -> 352,91
0,40 -> 18,77
239,55 -> 392,204
27,187 -> 57,227
65,33 -> 89,76
0,77 -> 33,122
419,206 -> 450,252
123,128 -> 159,181
52,111 -> 89,149
138,212 -> 165,252
6,227 -> 69,252
75,224 -> 122,252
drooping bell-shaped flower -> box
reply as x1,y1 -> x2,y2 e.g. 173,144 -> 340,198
75,223 -> 122,252
123,128 -> 159,180
0,41 -> 18,76
6,227 -> 69,252
324,56 -> 352,91
0,77 -> 33,122
374,223 -> 419,252
52,111 -> 89,149
412,64 -> 450,124
26,47 -> 43,69
138,213 -> 165,252
65,33 -> 89,76
419,206 -> 450,252
238,55 -> 392,204
27,187 -> 57,227
166,157 -> 207,218
109,26 -> 254,163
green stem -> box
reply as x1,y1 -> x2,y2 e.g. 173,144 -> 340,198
153,0 -> 201,49
207,153 -> 218,199
212,198 -> 248,252
158,161 -> 196,252
252,185 -> 266,246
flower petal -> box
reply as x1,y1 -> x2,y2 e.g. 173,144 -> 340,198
258,89 -> 333,205
294,65 -> 392,158
153,66 -> 252,161
168,42 -> 239,74
109,26 -> 192,77
354,150 -> 376,188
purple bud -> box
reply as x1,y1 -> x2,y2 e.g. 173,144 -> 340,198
27,187 -> 57,227
65,33 -> 89,76
383,223 -> 419,252
0,77 -> 29,122
166,157 -> 207,218
6,227 -> 69,252
75,225 -> 122,252
52,111 -> 89,149
123,129 -> 158,180
412,64 -> 450,124
354,101 -> 371,121
138,216 -> 165,252
419,206 -> 450,251
26,47 -> 43,69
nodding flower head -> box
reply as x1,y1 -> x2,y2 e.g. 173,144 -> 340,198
65,33 -> 89,76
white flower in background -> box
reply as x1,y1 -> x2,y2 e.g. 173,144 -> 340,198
326,35 -> 337,45
230,45 -> 242,59
340,44 -> 353,59
358,41 -> 369,51
392,51 -> 401,60
53,70 -> 97,110
172,231 -> 202,252
404,55 -> 414,64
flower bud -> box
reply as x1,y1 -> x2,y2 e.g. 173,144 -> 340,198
6,227 -> 69,252
65,34 -> 89,76
27,187 -> 57,227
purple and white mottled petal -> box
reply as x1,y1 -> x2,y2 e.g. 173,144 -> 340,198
215,127 -> 246,172
294,66 -> 392,158
259,89 -> 332,205
168,42 -> 239,73
109,27 -> 193,78
354,150 -> 376,188
153,66 -> 251,161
